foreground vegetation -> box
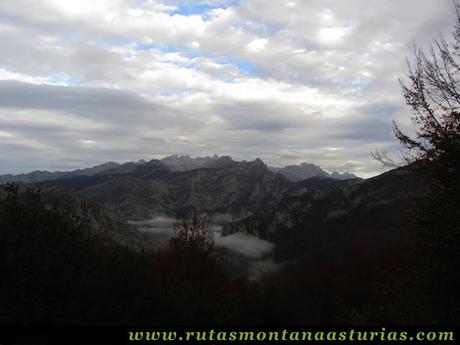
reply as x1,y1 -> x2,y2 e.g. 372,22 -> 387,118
0,185 -> 268,324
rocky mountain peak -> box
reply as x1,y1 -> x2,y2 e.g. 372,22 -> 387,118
329,171 -> 358,180
253,157 -> 265,166
269,162 -> 358,182
160,154 -> 221,171
205,155 -> 235,169
269,162 -> 328,182
245,158 -> 269,173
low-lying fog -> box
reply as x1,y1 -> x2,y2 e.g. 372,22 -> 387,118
129,215 -> 280,279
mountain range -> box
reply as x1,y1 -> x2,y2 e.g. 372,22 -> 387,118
0,152 -> 426,288
0,155 -> 357,185
0,156 -> 359,220
269,162 -> 357,181
0,154 -> 422,278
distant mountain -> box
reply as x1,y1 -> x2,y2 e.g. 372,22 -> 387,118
269,162 -> 329,181
99,159 -> 169,176
160,156 -> 359,181
0,155 -> 224,184
0,156 -> 358,185
160,154 -> 220,171
269,162 -> 358,182
29,157 -> 297,220
0,161 -> 120,184
329,171 -> 358,180
1,156 -> 361,221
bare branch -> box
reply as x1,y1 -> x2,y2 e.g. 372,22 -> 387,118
379,2 -> 460,169
371,149 -> 402,169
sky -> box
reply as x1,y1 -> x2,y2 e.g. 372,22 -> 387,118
0,0 -> 456,177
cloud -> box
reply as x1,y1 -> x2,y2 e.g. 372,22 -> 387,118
215,232 -> 275,259
0,0 -> 457,177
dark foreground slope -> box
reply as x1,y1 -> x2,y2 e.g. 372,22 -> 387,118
224,165 -> 424,261
219,166 -> 430,323
0,186 -> 157,251
0,186 -> 268,325
1,164 -> 457,325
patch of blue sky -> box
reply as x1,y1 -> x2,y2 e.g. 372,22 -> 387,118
134,42 -> 156,51
142,43 -> 182,53
48,77 -> 81,87
67,79 -> 81,86
133,41 -> 214,60
167,3 -> 214,16
165,0 -> 240,19
116,38 -> 256,76
175,49 -> 255,75
215,56 -> 255,74
106,40 -> 180,56
189,51 -> 256,77
235,61 -> 254,74
108,37 -> 202,58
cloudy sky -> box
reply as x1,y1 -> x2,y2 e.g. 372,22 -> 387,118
0,0 -> 456,177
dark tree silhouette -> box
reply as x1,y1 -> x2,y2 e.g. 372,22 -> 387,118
170,212 -> 215,256
373,2 -> 460,171
368,3 -> 460,323
373,1 -> 460,257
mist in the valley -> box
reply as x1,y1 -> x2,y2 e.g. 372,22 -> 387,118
129,215 -> 280,278
216,232 -> 274,259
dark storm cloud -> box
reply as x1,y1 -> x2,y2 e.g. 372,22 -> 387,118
0,80 -> 186,127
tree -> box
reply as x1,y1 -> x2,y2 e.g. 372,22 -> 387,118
169,211 -> 215,256
373,1 -> 460,174
373,2 -> 460,244
370,2 -> 460,323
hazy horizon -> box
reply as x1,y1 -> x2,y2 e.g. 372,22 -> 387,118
0,154 -> 368,178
